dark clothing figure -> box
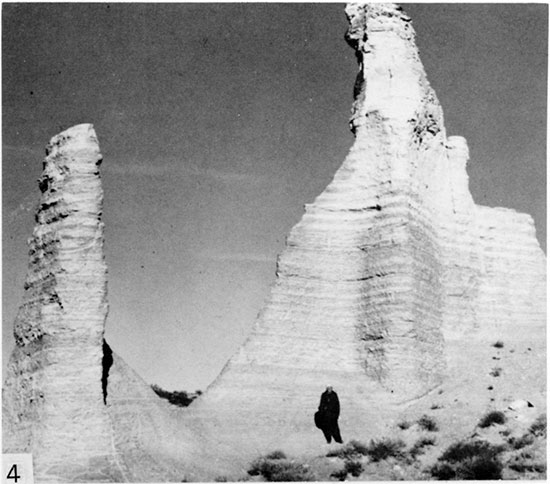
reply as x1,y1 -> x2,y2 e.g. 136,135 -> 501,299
316,387 -> 343,444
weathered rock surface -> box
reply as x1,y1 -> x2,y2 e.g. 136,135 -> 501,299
1,124 -> 127,482
1,125 -> 199,482
188,1 -> 546,463
3,3 -> 546,482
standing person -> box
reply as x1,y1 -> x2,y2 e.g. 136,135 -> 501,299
315,386 -> 343,444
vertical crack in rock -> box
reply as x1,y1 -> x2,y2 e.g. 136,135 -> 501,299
102,340 -> 114,405
190,2 -> 546,458
2,124 -> 126,482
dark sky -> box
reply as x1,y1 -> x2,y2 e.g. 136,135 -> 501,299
3,3 -> 547,391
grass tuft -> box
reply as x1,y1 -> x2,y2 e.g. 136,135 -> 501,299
327,439 -> 368,459
329,468 -> 347,481
397,420 -> 411,430
265,450 -> 287,460
489,367 -> 502,377
478,410 -> 506,428
417,414 -> 439,432
365,438 -> 406,462
409,436 -> 436,458
529,413 -> 546,437
508,451 -> 546,473
507,433 -> 535,450
344,459 -> 363,477
247,456 -> 313,482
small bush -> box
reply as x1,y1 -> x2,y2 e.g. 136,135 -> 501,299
489,367 -> 502,377
507,433 -> 535,450
432,458 -> 503,480
344,459 -> 363,477
247,457 -> 313,482
347,439 -> 369,455
430,403 -> 442,410
529,413 -> 546,437
460,456 -> 503,479
214,477 -> 228,482
397,420 -> 411,430
247,458 -> 263,476
493,340 -> 504,348
478,410 -> 506,428
509,459 -> 546,473
410,436 -> 436,458
327,439 -> 368,459
508,450 -> 536,472
439,440 -> 505,463
417,414 -> 439,432
265,450 -> 286,460
365,438 -> 406,462
267,462 -> 312,482
151,384 -> 201,407
430,462 -> 456,480
433,440 -> 505,480
330,469 -> 347,481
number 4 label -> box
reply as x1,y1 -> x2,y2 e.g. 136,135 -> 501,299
2,455 -> 33,484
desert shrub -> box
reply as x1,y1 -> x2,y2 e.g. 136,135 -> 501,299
397,420 -> 411,430
247,457 -> 312,482
265,450 -> 286,460
460,455 -> 503,479
478,410 -> 506,428
417,436 -> 436,446
432,440 -> 505,480
214,477 -> 228,482
344,459 -> 363,477
150,384 -> 201,407
489,367 -> 502,377
493,340 -> 504,348
266,462 -> 312,482
431,458 -> 503,480
430,403 -> 442,410
507,433 -> 535,450
507,450 -> 542,473
247,458 -> 264,476
529,413 -> 546,437
417,414 -> 439,432
330,468 -> 348,481
326,439 -> 368,458
509,459 -> 546,473
439,440 -> 505,463
430,462 -> 456,480
365,438 -> 406,462
347,439 -> 369,455
410,436 -> 436,458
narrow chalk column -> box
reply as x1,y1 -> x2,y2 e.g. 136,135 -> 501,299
2,124 -> 126,482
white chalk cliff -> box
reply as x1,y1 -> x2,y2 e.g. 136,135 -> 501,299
1,125 -> 125,481
188,1 -> 546,461
2,125 -> 197,482
2,3 -> 546,482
